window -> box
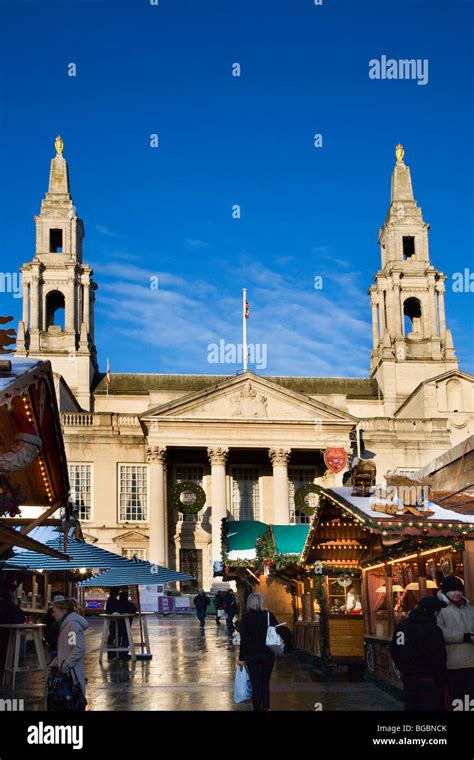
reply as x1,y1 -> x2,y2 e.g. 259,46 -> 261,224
68,464 -> 92,521
179,549 -> 202,591
402,236 -> 415,259
121,547 -> 147,560
119,465 -> 148,522
50,228 -> 63,253
46,290 -> 65,330
403,297 -> 422,336
231,467 -> 260,520
289,467 -> 316,524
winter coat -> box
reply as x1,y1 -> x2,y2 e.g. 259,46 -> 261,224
239,609 -> 279,660
390,609 -> 447,680
105,596 -> 120,614
224,592 -> 237,617
436,592 -> 474,671
55,612 -> 89,695
193,594 -> 210,611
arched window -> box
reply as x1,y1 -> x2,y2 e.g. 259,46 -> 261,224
403,297 -> 423,336
46,290 -> 65,330
446,379 -> 463,412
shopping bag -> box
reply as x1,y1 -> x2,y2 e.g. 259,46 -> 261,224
217,609 -> 225,619
233,665 -> 252,704
47,667 -> 87,712
265,612 -> 286,655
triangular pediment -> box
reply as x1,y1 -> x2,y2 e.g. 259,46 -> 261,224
113,530 -> 149,544
141,372 -> 357,423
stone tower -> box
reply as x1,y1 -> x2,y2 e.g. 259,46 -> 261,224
369,145 -> 458,413
16,137 -> 98,410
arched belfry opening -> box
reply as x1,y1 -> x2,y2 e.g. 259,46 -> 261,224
46,290 -> 65,330
403,297 -> 423,337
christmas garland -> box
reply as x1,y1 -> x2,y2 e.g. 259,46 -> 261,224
294,483 -> 322,516
171,481 -> 206,514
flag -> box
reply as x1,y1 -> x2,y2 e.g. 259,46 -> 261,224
106,358 -> 111,385
245,300 -> 249,319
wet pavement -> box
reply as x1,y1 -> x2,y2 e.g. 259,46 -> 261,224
0,615 -> 402,711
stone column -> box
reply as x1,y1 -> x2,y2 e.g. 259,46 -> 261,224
207,446 -> 229,564
268,448 -> 291,524
82,281 -> 90,331
378,290 -> 386,334
146,445 -> 167,566
30,276 -> 39,330
436,283 -> 447,339
428,277 -> 438,336
370,295 -> 379,349
393,277 -> 402,338
22,274 -> 30,330
66,275 -> 75,332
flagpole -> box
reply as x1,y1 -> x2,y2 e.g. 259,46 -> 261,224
242,288 -> 248,372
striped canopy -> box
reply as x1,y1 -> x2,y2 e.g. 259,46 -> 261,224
5,537 -> 133,571
79,557 -> 194,587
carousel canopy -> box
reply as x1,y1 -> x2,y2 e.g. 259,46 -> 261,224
79,558 -> 194,587
0,357 -> 70,508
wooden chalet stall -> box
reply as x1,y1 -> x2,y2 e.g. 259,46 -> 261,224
222,520 -> 309,630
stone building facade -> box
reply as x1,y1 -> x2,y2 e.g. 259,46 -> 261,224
14,140 -> 474,590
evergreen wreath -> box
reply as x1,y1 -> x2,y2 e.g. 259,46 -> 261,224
171,481 -> 206,514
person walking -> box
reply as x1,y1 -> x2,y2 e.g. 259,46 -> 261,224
224,589 -> 238,639
50,598 -> 88,710
390,596 -> 448,710
43,594 -> 65,661
214,590 -> 225,625
105,588 -> 121,659
437,575 -> 474,710
117,590 -> 137,658
237,593 -> 278,712
193,589 -> 210,630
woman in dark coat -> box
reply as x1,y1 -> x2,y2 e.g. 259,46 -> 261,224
237,593 -> 278,711
117,590 -> 137,657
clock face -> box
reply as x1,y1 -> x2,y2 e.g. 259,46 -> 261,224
179,490 -> 197,507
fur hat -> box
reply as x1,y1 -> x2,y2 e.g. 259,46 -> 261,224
441,575 -> 464,594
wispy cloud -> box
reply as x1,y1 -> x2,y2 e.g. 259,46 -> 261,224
95,259 -> 372,377
94,224 -> 117,237
186,239 -> 208,249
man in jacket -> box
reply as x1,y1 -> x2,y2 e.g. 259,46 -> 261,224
436,575 -> 474,710
193,589 -> 210,630
390,596 -> 448,710
223,589 -> 237,640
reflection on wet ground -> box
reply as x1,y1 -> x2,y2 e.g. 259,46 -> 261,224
0,615 -> 401,711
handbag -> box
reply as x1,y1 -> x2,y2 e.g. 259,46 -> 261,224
47,666 -> 87,712
233,665 -> 252,704
265,612 -> 285,655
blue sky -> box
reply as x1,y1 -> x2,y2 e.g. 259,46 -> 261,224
0,0 -> 473,377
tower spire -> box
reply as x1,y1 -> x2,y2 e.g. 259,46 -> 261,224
15,137 -> 98,411
368,146 -> 458,411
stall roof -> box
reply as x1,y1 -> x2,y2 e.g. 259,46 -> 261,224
79,558 -> 194,587
227,520 -> 268,560
13,525 -> 75,553
328,487 -> 474,525
226,521 -> 309,560
5,537 -> 129,571
272,525 -> 310,554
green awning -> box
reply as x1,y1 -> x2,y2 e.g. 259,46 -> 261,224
272,525 -> 310,555
226,520 -> 267,559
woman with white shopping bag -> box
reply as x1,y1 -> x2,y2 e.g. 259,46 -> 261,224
237,593 -> 282,711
